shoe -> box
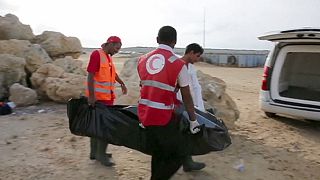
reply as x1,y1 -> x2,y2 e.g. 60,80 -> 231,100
90,138 -> 112,159
96,140 -> 115,167
90,153 -> 112,160
183,156 -> 206,172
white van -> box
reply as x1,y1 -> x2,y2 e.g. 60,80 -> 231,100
258,28 -> 320,121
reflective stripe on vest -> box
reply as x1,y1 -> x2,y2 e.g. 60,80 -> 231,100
140,80 -> 175,92
95,81 -> 115,87
94,88 -> 113,94
86,80 -> 115,95
168,55 -> 179,63
139,99 -> 174,110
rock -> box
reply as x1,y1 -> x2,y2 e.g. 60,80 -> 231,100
198,71 -> 240,129
44,74 -> 86,102
9,83 -> 38,106
0,54 -> 26,98
31,64 -> 86,102
0,14 -> 35,41
53,56 -> 87,75
0,39 -> 52,73
30,63 -> 64,97
33,31 -> 82,59
115,58 -> 140,105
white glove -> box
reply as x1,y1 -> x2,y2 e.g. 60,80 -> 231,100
189,119 -> 201,134
139,122 -> 145,129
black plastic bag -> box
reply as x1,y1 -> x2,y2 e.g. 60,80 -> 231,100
0,103 -> 12,115
67,97 -> 231,155
67,97 -> 149,153
177,107 -> 232,154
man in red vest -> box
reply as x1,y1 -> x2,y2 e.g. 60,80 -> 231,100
137,26 -> 201,179
86,36 -> 127,166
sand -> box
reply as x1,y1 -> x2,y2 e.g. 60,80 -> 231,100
0,54 -> 320,180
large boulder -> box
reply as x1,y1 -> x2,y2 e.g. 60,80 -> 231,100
9,83 -> 38,106
0,54 -> 26,98
44,73 -> 86,102
53,56 -> 87,76
30,63 -> 86,102
115,58 -> 239,128
115,58 -> 141,105
33,31 -> 82,59
30,63 -> 65,97
0,14 -> 35,41
0,39 -> 52,73
197,71 -> 240,128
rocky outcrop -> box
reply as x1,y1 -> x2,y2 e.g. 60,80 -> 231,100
53,56 -> 87,76
0,54 -> 26,98
0,13 -> 86,104
197,71 -> 240,128
115,59 -> 141,105
33,31 -> 82,59
115,58 -> 239,128
9,83 -> 38,106
0,39 -> 52,73
31,64 -> 86,103
0,14 -> 35,41
44,73 -> 86,102
30,63 -> 65,91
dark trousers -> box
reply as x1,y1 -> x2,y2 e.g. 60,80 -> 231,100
146,120 -> 188,180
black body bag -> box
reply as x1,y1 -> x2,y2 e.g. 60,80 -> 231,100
67,97 -> 231,155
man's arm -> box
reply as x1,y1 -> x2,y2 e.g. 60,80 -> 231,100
115,73 -> 127,95
178,65 -> 200,134
189,65 -> 205,110
180,86 -> 196,121
87,72 -> 96,106
87,50 -> 101,106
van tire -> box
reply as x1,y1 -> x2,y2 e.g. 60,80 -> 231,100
265,112 -> 276,118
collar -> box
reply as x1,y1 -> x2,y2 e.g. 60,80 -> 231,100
158,44 -> 174,54
99,48 -> 112,62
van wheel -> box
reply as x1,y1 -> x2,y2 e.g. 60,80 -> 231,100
265,112 -> 276,118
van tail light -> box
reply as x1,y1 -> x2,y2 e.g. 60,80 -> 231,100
261,66 -> 270,90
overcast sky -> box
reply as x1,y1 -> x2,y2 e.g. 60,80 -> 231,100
1,0 -> 320,50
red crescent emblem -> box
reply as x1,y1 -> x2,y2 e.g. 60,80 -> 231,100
149,56 -> 159,70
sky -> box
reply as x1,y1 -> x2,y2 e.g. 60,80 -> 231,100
1,0 -> 320,50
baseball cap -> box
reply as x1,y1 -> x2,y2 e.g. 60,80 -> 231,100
107,36 -> 122,44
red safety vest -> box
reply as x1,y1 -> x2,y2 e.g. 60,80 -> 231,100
137,48 -> 185,126
86,49 -> 116,100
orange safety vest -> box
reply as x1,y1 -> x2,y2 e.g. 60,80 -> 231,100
86,49 -> 116,100
137,48 -> 185,126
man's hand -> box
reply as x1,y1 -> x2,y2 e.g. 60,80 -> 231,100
121,84 -> 127,95
88,96 -> 96,107
189,119 -> 201,134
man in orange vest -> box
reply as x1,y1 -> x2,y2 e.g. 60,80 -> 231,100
137,26 -> 201,179
86,36 -> 127,166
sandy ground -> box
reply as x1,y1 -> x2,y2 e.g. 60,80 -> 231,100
1,54 -> 320,180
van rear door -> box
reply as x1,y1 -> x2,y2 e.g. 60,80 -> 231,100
258,28 -> 320,42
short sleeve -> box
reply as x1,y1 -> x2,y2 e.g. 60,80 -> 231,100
87,50 -> 100,73
177,65 -> 190,87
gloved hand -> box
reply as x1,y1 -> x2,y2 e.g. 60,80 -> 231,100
139,122 -> 145,129
189,119 -> 201,134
